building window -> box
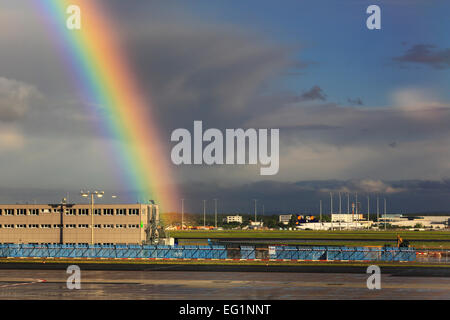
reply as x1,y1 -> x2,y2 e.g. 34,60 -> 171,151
16,209 -> 26,215
78,224 -> 89,228
94,224 -> 102,228
66,209 -> 76,215
30,209 -> 39,215
115,224 -> 126,229
4,224 -> 15,228
65,224 -> 76,228
29,224 -> 39,228
128,209 -> 139,215
78,209 -> 89,215
103,209 -> 114,215
94,209 -> 102,215
40,224 -> 52,228
5,209 -> 14,216
128,224 -> 139,229
53,224 -> 62,228
116,209 -> 127,216
103,224 -> 114,228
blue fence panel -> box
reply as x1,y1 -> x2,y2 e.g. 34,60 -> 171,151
212,246 -> 227,259
240,246 -> 256,259
0,243 -> 417,262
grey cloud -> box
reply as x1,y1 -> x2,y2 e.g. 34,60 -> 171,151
173,179 -> 450,214
247,100 -> 450,147
393,44 -> 450,69
0,77 -> 42,122
389,141 -> 397,148
297,85 -> 327,102
347,97 -> 363,106
122,22 -> 298,131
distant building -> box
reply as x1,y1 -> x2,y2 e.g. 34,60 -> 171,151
379,215 -> 448,229
0,203 -> 159,244
332,214 -> 363,223
279,214 -> 292,225
296,221 -> 370,231
226,215 -> 243,224
249,221 -> 264,230
295,215 -> 318,223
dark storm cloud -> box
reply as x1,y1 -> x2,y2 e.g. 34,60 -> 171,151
247,99 -> 450,148
393,44 -> 450,69
176,179 -> 450,214
297,85 -> 327,101
347,97 -> 364,106
120,22 -> 298,131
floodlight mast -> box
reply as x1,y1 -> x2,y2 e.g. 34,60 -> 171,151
203,200 -> 206,227
214,199 -> 218,229
181,199 -> 184,230
253,199 -> 258,223
80,190 -> 104,245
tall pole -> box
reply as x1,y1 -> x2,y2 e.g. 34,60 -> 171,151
91,193 -> 94,245
384,198 -> 387,231
181,198 -> 184,230
60,198 -> 66,244
203,200 -> 206,227
355,192 -> 358,224
367,196 -> 370,229
347,193 -> 350,214
338,192 -> 342,230
214,198 -> 218,229
339,192 -> 342,214
254,199 -> 257,223
377,195 -> 379,224
319,200 -> 322,223
330,192 -> 333,230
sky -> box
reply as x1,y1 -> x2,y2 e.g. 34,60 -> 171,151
0,0 -> 449,214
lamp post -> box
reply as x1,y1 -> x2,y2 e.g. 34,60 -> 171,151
254,199 -> 258,223
203,200 -> 206,228
330,192 -> 333,231
377,195 -> 379,225
319,200 -> 322,224
181,199 -> 184,230
49,197 -> 74,244
214,199 -> 218,229
81,190 -> 104,245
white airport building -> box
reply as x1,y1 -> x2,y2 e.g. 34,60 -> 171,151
332,213 -> 364,223
296,221 -> 371,231
279,214 -> 292,225
379,214 -> 448,229
226,215 -> 243,224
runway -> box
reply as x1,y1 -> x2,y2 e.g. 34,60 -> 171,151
0,269 -> 448,300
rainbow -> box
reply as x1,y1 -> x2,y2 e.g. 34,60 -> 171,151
36,0 -> 178,214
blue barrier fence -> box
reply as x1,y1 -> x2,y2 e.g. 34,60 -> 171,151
0,244 -> 415,262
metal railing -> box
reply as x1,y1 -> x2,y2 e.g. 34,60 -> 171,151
0,244 -> 417,262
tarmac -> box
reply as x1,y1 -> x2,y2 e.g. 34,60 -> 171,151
0,263 -> 448,300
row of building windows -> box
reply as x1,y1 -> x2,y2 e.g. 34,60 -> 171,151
0,224 -> 140,229
0,208 -> 140,216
